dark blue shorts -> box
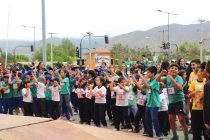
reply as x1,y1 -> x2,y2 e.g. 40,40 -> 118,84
168,101 -> 186,115
13,97 -> 23,108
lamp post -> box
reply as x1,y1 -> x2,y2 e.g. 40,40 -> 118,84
48,32 -> 57,68
79,33 -> 109,70
157,10 -> 178,46
198,19 -> 205,62
22,25 -> 41,51
41,0 -> 47,66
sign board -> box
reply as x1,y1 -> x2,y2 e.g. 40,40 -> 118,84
96,56 -> 111,66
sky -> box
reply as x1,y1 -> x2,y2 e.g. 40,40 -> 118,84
0,0 -> 209,40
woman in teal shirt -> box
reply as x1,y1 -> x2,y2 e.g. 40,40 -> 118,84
57,69 -> 74,121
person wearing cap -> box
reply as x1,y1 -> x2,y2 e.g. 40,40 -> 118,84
11,71 -> 23,115
45,75 -> 52,118
1,73 -> 13,115
33,74 -> 47,118
46,78 -> 61,120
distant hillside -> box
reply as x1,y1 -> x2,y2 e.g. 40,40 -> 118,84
108,21 -> 210,52
1,21 -> 210,56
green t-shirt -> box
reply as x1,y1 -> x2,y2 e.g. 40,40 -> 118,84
128,85 -> 137,106
30,79 -> 37,97
124,61 -> 131,71
2,82 -> 13,98
45,90 -> 52,100
60,77 -> 70,95
12,80 -> 23,97
144,79 -> 160,107
142,58 -> 149,68
164,75 -> 185,104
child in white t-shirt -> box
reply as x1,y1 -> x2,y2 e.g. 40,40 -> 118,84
22,81 -> 33,116
46,78 -> 61,120
33,74 -> 47,117
110,77 -> 132,132
90,76 -> 107,127
75,78 -> 87,124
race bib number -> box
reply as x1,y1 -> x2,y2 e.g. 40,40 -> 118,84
195,85 -> 203,92
117,94 -> 125,100
137,99 -> 145,106
86,92 -> 92,99
72,88 -> 75,92
60,83 -> 64,86
78,92 -> 84,98
13,84 -> 18,89
95,94 -> 101,99
168,88 -> 175,94
4,89 -> 10,94
128,95 -> 134,100
147,89 -> 151,94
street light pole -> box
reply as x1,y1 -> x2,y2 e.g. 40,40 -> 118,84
48,33 -> 57,68
41,0 -> 47,66
22,25 -> 41,51
198,19 -> 205,62
157,10 -> 178,45
87,32 -> 92,70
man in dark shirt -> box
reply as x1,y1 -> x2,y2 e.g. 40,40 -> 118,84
204,61 -> 210,138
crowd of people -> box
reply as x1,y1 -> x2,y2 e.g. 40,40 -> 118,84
0,56 -> 210,140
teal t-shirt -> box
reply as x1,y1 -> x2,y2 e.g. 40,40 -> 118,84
128,85 -> 137,106
164,75 -> 185,104
144,79 -> 160,107
12,80 -> 23,98
30,79 -> 37,98
60,77 -> 70,94
142,58 -> 149,68
124,61 -> 131,71
45,90 -> 52,100
2,82 -> 13,98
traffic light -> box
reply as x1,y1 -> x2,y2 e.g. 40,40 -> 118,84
104,35 -> 109,44
165,42 -> 170,49
162,42 -> 170,49
162,42 -> 166,49
30,45 -> 34,52
76,47 -> 79,57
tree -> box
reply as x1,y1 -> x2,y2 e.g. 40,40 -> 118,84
111,43 -> 153,66
15,55 -> 29,62
177,42 -> 203,61
33,39 -> 77,64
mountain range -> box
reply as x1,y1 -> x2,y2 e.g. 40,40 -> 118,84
1,21 -> 210,56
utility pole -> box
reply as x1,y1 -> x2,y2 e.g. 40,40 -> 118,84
198,19 -> 205,62
48,33 -> 57,68
41,0 -> 47,66
87,32 -> 92,69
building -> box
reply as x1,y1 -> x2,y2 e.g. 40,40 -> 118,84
84,47 -> 115,69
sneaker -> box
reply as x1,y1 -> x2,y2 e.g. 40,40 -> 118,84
127,129 -> 133,132
133,129 -> 139,133
164,135 -> 170,139
69,117 -> 75,121
157,136 -> 163,140
170,137 -> 179,140
74,112 -> 78,115
113,128 -> 119,131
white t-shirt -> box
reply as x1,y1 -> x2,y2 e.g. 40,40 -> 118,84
162,88 -> 169,104
49,86 -> 60,102
22,88 -> 33,103
85,89 -> 92,99
158,93 -> 168,112
93,86 -> 106,104
136,91 -> 147,106
75,88 -> 85,99
114,86 -> 129,106
36,82 -> 46,98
